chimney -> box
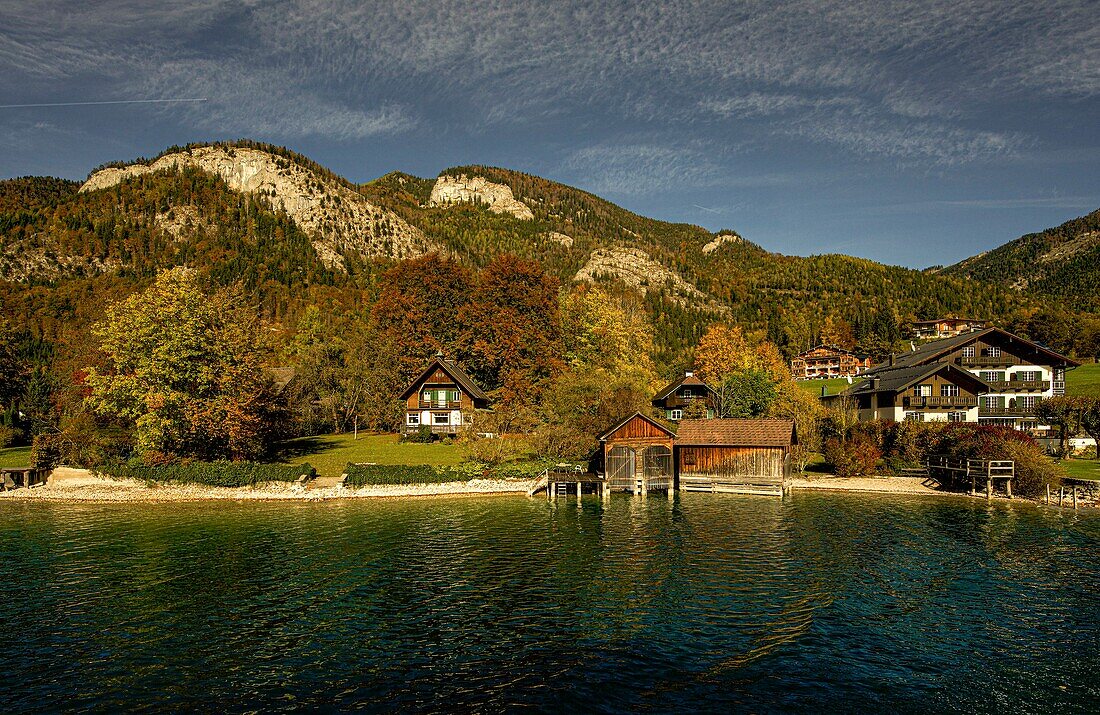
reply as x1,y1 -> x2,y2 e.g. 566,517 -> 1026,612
889,354 -> 895,367
685,371 -> 694,377
872,377 -> 881,390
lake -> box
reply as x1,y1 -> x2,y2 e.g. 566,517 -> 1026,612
1,493 -> 1098,713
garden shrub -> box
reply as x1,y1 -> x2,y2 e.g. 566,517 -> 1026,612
400,425 -> 437,444
30,433 -> 65,469
343,463 -> 475,486
95,461 -> 315,487
824,434 -> 881,477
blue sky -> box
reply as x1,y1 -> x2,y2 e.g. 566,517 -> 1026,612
1,0 -> 1097,268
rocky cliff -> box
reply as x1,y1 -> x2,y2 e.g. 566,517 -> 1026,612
429,174 -> 534,220
81,146 -> 435,269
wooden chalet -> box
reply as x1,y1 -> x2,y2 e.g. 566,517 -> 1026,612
791,345 -> 872,380
867,327 -> 1079,430
399,354 -> 489,435
675,419 -> 796,496
652,371 -> 717,421
840,363 -> 990,424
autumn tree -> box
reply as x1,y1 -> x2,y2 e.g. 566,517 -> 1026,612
820,315 -> 856,350
1034,396 -> 1085,457
1079,398 -> 1100,460
371,253 -> 475,381
457,254 -> 562,404
84,268 -> 277,462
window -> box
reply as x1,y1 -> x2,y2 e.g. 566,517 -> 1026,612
433,413 -> 450,425
941,384 -> 959,397
962,346 -> 975,358
981,346 -> 1001,358
982,396 -> 1005,410
948,412 -> 964,423
915,384 -> 932,397
669,409 -> 683,421
407,413 -> 420,426
681,388 -> 693,399
422,391 -> 431,402
980,371 -> 1005,383
450,390 -> 460,403
905,412 -> 925,422
1015,371 -> 1040,382
1018,396 -> 1038,410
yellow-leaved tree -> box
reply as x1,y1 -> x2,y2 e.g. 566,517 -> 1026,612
84,268 -> 277,463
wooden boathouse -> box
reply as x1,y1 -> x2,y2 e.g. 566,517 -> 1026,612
675,419 -> 796,496
598,412 -> 676,495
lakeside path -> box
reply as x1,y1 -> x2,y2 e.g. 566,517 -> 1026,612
0,468 -> 538,502
3,469 -> 1089,506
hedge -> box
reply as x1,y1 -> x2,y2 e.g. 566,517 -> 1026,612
343,464 -> 475,486
95,461 -> 315,488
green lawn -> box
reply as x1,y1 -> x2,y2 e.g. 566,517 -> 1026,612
273,433 -> 464,478
1060,458 -> 1100,481
1066,362 -> 1100,397
0,445 -> 32,469
796,377 -> 853,398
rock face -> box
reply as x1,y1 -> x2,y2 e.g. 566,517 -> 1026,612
80,146 -> 435,269
573,248 -> 726,312
702,233 -> 743,254
546,231 -> 574,248
429,174 -> 534,220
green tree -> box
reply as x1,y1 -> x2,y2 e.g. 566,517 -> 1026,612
84,268 -> 276,462
1080,398 -> 1100,460
717,369 -> 777,417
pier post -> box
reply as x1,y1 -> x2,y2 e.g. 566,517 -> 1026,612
1073,487 -> 1078,510
986,478 -> 992,500
1060,487 -> 1064,507
1046,484 -> 1050,504
577,482 -> 583,504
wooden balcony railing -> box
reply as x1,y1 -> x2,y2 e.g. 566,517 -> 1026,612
985,380 -> 1050,392
904,395 -> 978,409
979,405 -> 1040,417
419,401 -> 463,409
956,356 -> 1014,367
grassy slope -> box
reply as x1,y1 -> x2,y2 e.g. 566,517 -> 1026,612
0,446 -> 32,469
1066,363 -> 1100,396
274,433 -> 463,478
796,377 -> 854,398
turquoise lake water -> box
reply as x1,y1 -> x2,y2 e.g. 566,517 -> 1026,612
1,492 -> 1098,713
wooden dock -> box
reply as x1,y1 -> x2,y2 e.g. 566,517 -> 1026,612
926,456 -> 1014,499
530,467 -> 612,500
0,466 -> 50,491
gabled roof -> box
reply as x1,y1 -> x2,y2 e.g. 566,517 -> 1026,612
870,327 -> 1079,372
597,412 -> 677,441
652,373 -> 716,402
398,357 -> 489,401
795,344 -> 870,359
907,317 -> 987,327
675,418 -> 796,447
846,362 -> 990,396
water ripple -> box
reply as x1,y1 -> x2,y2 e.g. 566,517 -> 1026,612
0,494 -> 1097,713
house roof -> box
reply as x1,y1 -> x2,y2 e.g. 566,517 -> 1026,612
869,327 -> 1079,372
398,357 -> 489,401
652,373 -> 715,402
597,412 -> 677,441
796,344 -> 871,359
266,367 -> 297,395
908,317 -> 986,327
845,362 -> 990,396
674,418 -> 796,447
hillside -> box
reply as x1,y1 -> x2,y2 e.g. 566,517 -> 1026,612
942,208 -> 1100,311
0,140 -> 1052,370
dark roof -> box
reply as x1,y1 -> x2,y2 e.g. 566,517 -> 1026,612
652,373 -> 715,402
869,327 -> 1080,372
597,412 -> 677,441
907,317 -> 986,326
266,367 -> 297,395
398,358 -> 489,401
675,418 -> 796,447
846,362 -> 990,396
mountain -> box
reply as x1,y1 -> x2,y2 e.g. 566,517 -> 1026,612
0,140 -> 1053,369
941,208 -> 1100,311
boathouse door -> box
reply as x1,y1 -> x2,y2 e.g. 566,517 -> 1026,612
606,446 -> 635,491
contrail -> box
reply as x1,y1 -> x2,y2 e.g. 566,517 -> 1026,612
692,203 -> 723,214
0,98 -> 208,109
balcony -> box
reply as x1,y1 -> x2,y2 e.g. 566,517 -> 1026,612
979,406 -> 1038,417
985,380 -> 1049,392
956,356 -> 1014,367
904,395 -> 978,409
419,401 -> 463,409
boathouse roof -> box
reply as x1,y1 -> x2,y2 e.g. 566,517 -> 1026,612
675,419 -> 796,448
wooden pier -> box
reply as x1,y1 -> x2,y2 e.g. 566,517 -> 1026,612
0,466 -> 50,491
529,467 -> 611,500
925,456 -> 1014,499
